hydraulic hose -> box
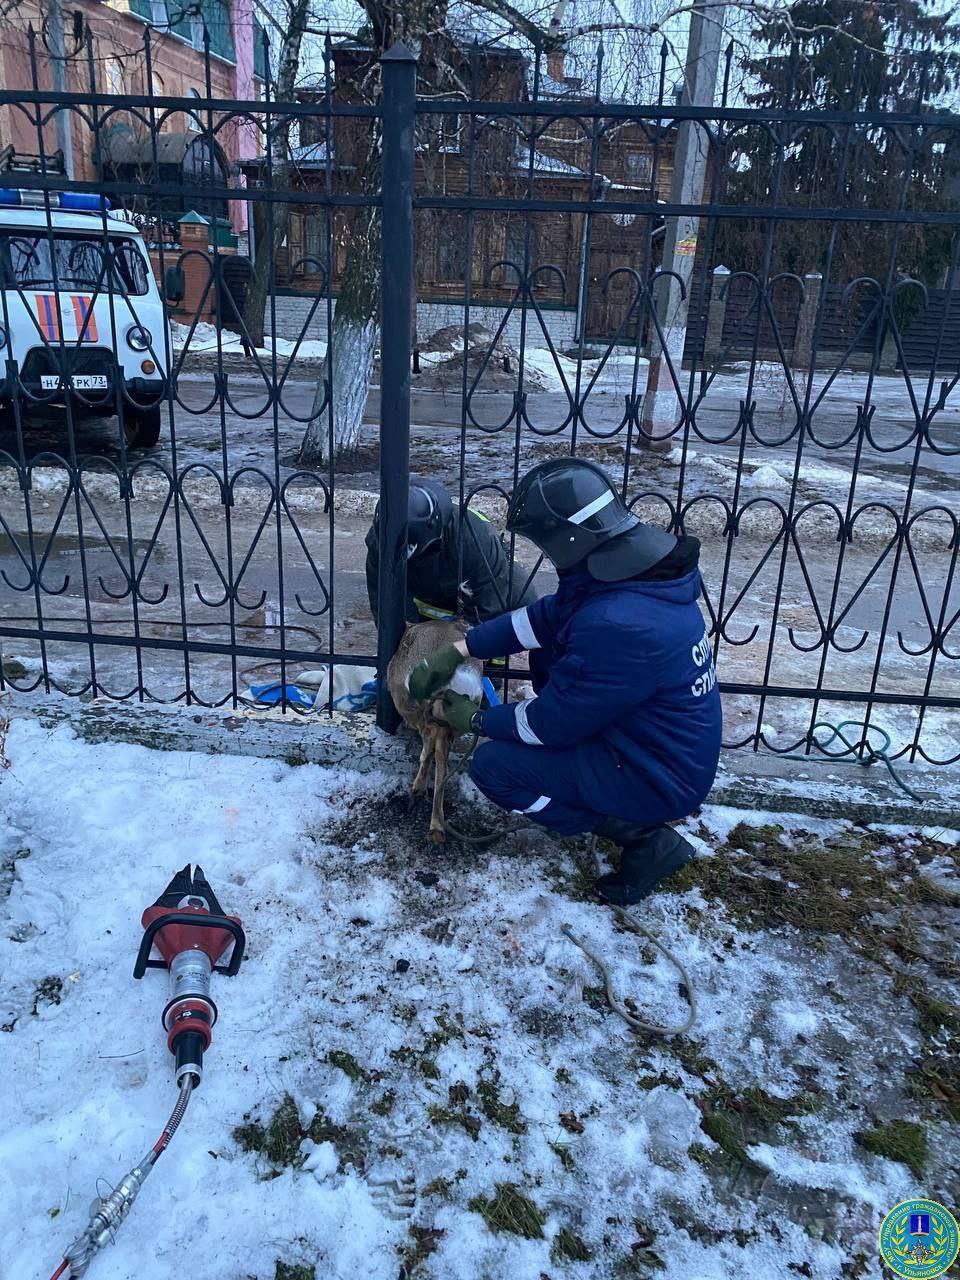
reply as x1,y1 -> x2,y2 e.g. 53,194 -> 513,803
50,1076 -> 194,1280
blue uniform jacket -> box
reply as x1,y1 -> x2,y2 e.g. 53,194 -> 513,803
465,565 -> 722,822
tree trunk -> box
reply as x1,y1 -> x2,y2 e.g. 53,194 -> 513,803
245,199 -> 289,348
299,164 -> 384,464
241,0 -> 308,346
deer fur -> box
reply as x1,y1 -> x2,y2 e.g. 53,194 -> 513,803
386,620 -> 483,843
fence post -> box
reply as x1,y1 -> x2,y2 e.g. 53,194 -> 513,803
793,271 -> 823,369
376,43 -> 417,732
705,265 -> 730,357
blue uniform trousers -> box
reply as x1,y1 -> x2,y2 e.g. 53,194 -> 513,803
469,738 -> 673,836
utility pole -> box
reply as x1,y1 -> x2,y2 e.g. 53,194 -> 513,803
640,0 -> 725,446
46,0 -> 75,177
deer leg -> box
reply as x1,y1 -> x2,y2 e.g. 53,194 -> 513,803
409,725 -> 435,807
429,729 -> 452,844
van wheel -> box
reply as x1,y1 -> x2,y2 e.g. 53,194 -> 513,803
123,406 -> 162,449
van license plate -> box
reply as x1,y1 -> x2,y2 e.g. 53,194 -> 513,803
40,374 -> 109,391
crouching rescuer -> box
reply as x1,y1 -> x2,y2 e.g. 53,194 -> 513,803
408,458 -> 722,905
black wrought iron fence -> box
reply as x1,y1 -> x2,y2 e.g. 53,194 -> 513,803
0,31 -> 958,769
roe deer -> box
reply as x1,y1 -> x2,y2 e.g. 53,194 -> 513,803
387,620 -> 483,843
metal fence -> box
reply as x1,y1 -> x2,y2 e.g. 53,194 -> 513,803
0,32 -> 959,768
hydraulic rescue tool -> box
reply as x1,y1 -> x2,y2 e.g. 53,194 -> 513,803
48,865 -> 245,1280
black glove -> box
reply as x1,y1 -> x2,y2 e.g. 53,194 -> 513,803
441,691 -> 480,736
408,643 -> 465,703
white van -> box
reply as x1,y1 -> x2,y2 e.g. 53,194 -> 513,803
0,191 -> 170,448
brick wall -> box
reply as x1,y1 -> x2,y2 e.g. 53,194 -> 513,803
0,1 -> 236,176
265,295 -> 579,349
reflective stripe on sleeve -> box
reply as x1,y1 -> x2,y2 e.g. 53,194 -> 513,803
515,699 -> 543,746
510,606 -> 540,650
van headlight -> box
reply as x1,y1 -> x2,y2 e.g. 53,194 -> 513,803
126,325 -> 152,351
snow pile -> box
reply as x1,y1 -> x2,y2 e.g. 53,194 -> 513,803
0,721 -> 950,1280
171,320 -> 327,361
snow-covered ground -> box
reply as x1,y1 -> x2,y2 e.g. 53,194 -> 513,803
1,720 -> 957,1280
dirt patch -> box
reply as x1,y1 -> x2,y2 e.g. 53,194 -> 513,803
320,787 -> 513,869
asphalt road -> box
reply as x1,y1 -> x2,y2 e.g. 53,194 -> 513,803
0,367 -> 957,764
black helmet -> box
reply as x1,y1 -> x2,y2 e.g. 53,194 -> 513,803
406,479 -> 452,558
506,458 -> 676,581
371,479 -> 453,559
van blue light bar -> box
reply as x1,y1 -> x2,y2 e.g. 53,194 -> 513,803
0,191 -> 111,211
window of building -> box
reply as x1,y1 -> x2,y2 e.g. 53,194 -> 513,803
436,214 -> 467,283
304,214 -> 322,274
105,57 -> 124,96
626,152 -> 651,182
186,87 -> 203,132
504,221 -> 534,278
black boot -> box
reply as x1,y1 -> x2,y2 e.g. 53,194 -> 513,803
594,819 -> 695,906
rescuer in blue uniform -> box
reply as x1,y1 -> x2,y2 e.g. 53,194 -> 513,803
409,458 -> 722,904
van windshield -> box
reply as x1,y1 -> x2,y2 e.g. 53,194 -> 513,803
0,233 -> 150,296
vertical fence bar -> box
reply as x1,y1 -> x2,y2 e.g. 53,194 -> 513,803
376,43 -> 417,732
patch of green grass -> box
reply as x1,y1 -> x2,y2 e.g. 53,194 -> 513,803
275,1263 -> 314,1280
555,1066 -> 573,1086
418,1057 -> 440,1081
891,979 -> 960,1120
614,1247 -> 667,1276
233,1095 -> 304,1167
700,1111 -> 755,1167
697,1083 -> 819,1169
582,985 -> 608,1012
423,1012 -> 464,1053
232,1102 -> 364,1177
549,1140 -> 575,1171
305,1110 -> 361,1170
370,1090 -> 396,1117
422,1176 -> 452,1199
1,659 -> 27,681
327,1050 -> 368,1083
427,1104 -> 481,1141
664,1037 -> 720,1081
547,856 -> 597,902
854,1120 -> 927,1179
477,1077 -> 527,1135
688,1143 -> 714,1169
675,824 -> 957,941
906,987 -> 960,1040
638,1071 -> 683,1091
468,1183 -> 546,1240
552,1227 -> 592,1262
907,1052 -> 960,1124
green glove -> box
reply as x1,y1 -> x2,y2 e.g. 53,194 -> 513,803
441,691 -> 479,736
408,643 -> 465,703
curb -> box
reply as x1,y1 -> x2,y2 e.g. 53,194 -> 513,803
6,694 -> 958,828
